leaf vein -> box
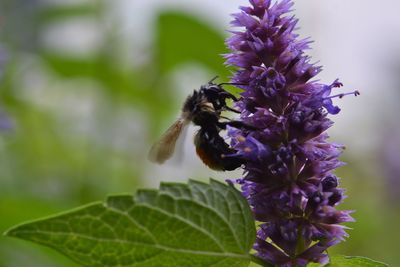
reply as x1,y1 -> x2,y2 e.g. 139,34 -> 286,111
14,230 -> 250,260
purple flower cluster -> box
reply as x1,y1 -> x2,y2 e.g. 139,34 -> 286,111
225,0 -> 356,266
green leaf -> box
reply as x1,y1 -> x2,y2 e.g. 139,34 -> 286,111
308,255 -> 388,267
37,5 -> 100,25
40,53 -> 99,78
156,12 -> 230,77
5,179 -> 256,267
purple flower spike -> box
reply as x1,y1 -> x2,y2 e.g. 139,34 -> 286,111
225,1 -> 356,266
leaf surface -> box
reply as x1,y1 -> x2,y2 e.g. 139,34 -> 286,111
6,179 -> 256,267
156,12 -> 230,77
309,255 -> 388,267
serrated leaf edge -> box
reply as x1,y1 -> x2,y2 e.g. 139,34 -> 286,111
338,255 -> 389,266
4,179 -> 255,266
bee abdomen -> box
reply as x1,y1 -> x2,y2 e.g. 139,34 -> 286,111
195,146 -> 224,171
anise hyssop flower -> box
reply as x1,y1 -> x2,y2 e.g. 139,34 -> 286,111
225,0 -> 357,266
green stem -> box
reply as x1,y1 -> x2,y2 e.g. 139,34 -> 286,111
295,224 -> 305,255
250,254 -> 276,267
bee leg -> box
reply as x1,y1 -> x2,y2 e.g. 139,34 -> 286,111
218,120 -> 258,130
204,86 -> 239,102
218,82 -> 247,87
218,91 -> 238,102
224,106 -> 241,113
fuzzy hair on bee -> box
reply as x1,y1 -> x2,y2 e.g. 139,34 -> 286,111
148,78 -> 254,171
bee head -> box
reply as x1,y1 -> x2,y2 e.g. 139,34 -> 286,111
182,90 -> 199,113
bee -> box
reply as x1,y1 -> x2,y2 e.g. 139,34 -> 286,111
148,78 -> 252,171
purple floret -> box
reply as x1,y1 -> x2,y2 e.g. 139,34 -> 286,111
225,0 -> 356,266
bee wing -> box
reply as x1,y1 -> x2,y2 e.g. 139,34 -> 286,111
148,118 -> 189,164
170,120 -> 189,164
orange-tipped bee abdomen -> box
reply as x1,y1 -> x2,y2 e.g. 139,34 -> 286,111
195,146 -> 224,171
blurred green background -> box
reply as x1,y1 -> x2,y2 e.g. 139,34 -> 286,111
0,0 -> 398,266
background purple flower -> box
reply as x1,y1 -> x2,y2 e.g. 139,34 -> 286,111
225,0 -> 356,266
